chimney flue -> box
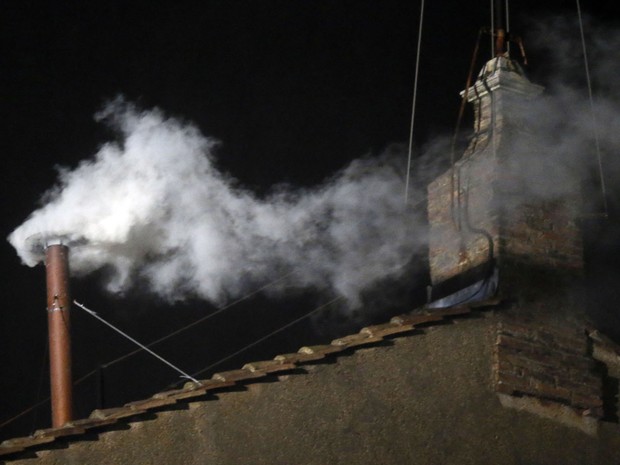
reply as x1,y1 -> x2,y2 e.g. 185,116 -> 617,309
45,243 -> 73,428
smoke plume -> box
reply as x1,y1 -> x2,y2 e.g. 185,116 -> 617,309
519,14 -> 620,207
9,15 -> 620,314
9,99 -> 421,307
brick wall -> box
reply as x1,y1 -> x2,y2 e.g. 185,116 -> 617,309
427,150 -> 499,285
494,321 -> 604,418
427,153 -> 582,287
500,199 -> 583,272
427,57 -> 582,293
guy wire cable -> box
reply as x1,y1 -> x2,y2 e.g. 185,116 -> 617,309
178,295 -> 343,384
404,0 -> 425,204
576,0 -> 608,217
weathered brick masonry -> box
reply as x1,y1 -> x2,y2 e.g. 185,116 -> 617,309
427,54 -> 617,430
494,320 -> 604,418
427,56 -> 582,293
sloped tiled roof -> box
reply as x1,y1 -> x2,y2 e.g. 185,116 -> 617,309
0,302 -> 490,461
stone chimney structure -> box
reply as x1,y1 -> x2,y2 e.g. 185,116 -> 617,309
427,55 -> 583,306
426,54 -> 615,423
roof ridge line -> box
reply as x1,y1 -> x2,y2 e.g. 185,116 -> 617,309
0,301 -> 495,461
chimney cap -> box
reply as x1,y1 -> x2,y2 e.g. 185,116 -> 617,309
460,56 -> 544,101
25,233 -> 86,261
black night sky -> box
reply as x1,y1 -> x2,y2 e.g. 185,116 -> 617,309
1,0 -> 619,441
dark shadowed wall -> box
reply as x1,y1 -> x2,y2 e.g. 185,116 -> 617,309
8,314 -> 619,465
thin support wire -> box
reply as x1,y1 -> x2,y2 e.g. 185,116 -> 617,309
0,271 -> 296,433
0,397 -> 50,432
102,271 -> 296,369
490,0 -> 495,57
0,368 -> 100,432
186,296 -> 342,382
2,294 -> 341,430
74,301 -> 201,385
576,0 -> 608,216
404,0 -> 425,204
505,0 -> 510,55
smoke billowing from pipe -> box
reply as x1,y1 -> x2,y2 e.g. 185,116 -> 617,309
9,99 -> 422,308
8,15 -> 620,311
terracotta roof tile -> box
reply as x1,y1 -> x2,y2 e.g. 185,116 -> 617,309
89,406 -> 146,421
151,389 -> 208,403
298,344 -> 345,356
153,379 -> 236,401
66,417 -> 119,430
0,302 -> 503,461
150,387 -> 191,399
360,322 -> 415,338
242,359 -> 296,374
33,425 -> 86,439
211,368 -> 266,383
331,332 -> 384,348
273,351 -> 328,364
185,378 -> 238,390
0,434 -> 55,456
124,397 -> 178,411
390,313 -> 444,326
0,445 -> 26,457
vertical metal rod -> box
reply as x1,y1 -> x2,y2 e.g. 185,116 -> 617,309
490,0 -> 495,57
494,0 -> 506,55
505,0 -> 511,55
45,244 -> 73,428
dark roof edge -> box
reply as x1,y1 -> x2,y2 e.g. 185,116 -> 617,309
0,301 -> 495,462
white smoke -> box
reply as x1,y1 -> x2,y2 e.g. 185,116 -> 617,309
9,99 -> 421,307
513,15 -> 620,206
438,15 -> 620,210
11,16 -> 617,312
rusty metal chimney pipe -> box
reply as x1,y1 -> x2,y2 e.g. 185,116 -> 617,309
45,244 -> 73,427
